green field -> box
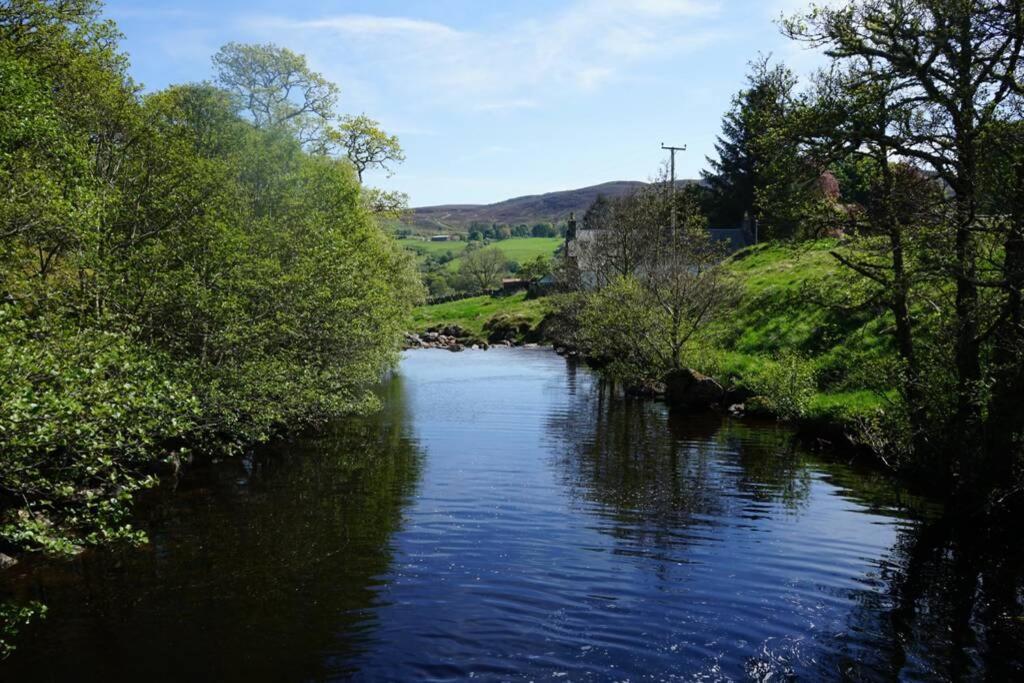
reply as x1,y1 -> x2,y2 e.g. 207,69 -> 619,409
398,237 -> 562,271
410,291 -> 548,338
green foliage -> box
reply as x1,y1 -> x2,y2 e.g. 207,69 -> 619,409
328,113 -> 404,182
0,308 -> 196,554
0,600 -> 46,659
702,57 -> 812,236
0,3 -> 421,558
212,41 -> 338,143
578,276 -> 670,383
745,351 -> 817,420
518,255 -> 552,281
458,245 -> 507,291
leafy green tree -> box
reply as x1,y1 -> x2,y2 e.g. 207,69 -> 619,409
784,0 -> 1024,490
459,246 -> 506,291
577,189 -> 736,384
703,57 -> 808,236
212,42 -> 339,145
519,255 -> 552,281
326,113 -> 404,183
0,3 -> 422,569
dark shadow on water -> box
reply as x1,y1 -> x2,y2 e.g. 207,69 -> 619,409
545,370 -> 1024,680
0,375 -> 425,682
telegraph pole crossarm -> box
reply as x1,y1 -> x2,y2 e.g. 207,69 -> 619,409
661,143 -> 686,241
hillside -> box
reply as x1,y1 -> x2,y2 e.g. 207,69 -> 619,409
404,180 -> 692,233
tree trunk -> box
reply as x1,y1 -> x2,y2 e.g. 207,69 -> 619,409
952,164 -> 982,484
985,157 -> 1024,487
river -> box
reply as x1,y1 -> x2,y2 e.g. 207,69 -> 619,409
2,348 -> 1022,680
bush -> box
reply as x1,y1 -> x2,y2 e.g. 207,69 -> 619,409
0,309 -> 196,555
746,351 -> 817,420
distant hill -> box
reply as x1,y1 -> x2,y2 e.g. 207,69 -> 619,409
404,180 -> 695,233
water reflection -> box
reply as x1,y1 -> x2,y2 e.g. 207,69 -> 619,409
1,350 -> 1022,680
548,366 -> 1024,679
1,375 -> 424,682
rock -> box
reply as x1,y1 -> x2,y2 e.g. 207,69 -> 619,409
481,342 -> 490,350
0,553 -> 17,570
625,381 -> 666,398
743,396 -> 775,418
448,343 -> 464,352
424,332 -> 439,342
664,368 -> 724,411
442,324 -> 470,339
724,385 -> 755,406
471,344 -> 479,350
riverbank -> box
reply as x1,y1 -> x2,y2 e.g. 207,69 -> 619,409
408,241 -> 900,464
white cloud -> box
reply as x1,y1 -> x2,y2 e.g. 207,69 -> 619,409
250,15 -> 459,41
239,0 -> 726,110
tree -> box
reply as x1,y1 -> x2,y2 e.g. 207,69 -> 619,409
212,42 -> 338,145
577,190 -> 737,384
583,194 -> 613,231
326,113 -> 404,183
702,57 -> 809,236
573,182 -> 669,286
518,255 -> 552,281
0,6 -> 422,570
784,0 -> 1024,488
459,246 -> 506,291
531,223 -> 557,237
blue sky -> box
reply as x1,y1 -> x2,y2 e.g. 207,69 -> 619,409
106,0 -> 824,206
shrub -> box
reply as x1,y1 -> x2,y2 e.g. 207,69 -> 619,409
0,309 -> 196,555
746,351 -> 817,420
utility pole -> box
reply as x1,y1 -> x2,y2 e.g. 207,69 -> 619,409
661,143 -> 686,238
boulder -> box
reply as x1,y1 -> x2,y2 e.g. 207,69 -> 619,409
442,324 -> 470,339
0,553 -> 17,570
664,368 -> 725,411
448,343 -> 464,352
625,381 -> 666,398
724,385 -> 755,406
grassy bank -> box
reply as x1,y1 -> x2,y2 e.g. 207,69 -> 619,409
410,291 -> 548,340
698,240 -> 898,430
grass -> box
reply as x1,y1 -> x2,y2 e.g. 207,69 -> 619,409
410,291 -> 548,338
398,237 -> 562,271
697,240 -> 899,423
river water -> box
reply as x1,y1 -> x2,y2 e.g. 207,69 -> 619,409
2,348 -> 1023,681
